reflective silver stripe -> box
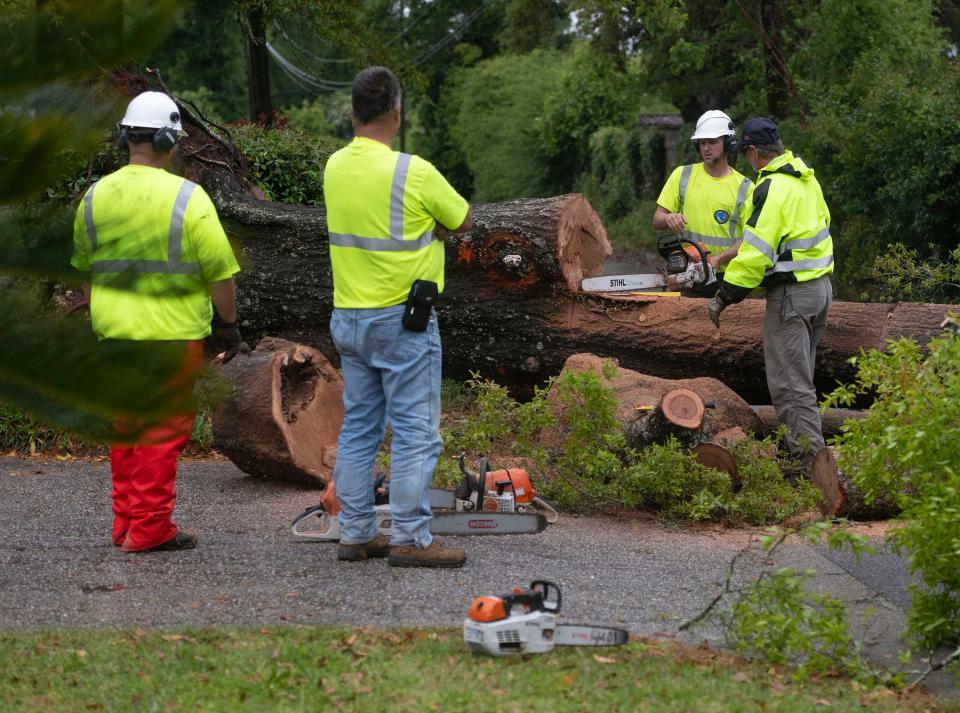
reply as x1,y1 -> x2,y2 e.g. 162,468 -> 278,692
90,178 -> 202,275
771,255 -> 834,273
683,230 -> 735,248
390,153 -> 412,240
678,164 -> 693,212
90,260 -> 201,274
729,177 -> 751,241
330,230 -> 435,252
742,229 -> 775,263
778,227 -> 831,254
168,179 -> 197,264
83,182 -> 98,250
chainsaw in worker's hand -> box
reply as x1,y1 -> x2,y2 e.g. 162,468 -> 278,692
580,234 -> 716,293
463,580 -> 629,656
290,455 -> 557,541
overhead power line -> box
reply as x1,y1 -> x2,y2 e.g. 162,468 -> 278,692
266,42 -> 353,92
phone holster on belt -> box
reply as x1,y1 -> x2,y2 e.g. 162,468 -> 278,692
402,279 -> 439,332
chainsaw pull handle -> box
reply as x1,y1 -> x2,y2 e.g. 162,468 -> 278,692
530,580 -> 561,614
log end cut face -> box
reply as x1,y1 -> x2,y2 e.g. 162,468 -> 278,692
810,446 -> 842,517
212,337 -> 343,486
556,194 -> 612,291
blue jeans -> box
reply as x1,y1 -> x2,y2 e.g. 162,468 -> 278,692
330,304 -> 442,547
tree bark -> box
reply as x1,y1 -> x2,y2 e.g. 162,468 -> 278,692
169,120 -> 956,405
751,405 -> 867,438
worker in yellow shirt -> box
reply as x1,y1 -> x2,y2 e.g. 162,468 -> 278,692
323,66 -> 473,568
653,110 -> 753,296
72,91 -> 242,552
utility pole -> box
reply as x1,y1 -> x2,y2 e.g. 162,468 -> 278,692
244,0 -> 273,125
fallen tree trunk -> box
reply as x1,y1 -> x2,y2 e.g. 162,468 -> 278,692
164,99 -> 954,404
752,405 -> 866,438
624,388 -> 710,450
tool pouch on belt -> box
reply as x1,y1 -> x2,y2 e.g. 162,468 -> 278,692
402,279 -> 439,332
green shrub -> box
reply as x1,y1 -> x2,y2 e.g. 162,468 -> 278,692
862,243 -> 960,304
823,328 -> 960,648
231,125 -> 343,206
618,437 -> 732,520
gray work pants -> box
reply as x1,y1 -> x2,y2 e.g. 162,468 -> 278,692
763,276 -> 833,464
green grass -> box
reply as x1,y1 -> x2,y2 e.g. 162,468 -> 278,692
0,628 -> 951,712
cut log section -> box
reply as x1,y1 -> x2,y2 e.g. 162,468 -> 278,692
211,337 -> 343,485
693,442 -> 740,490
625,388 -> 710,450
809,447 -> 900,520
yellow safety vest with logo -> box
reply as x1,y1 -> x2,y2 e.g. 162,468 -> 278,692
723,150 -> 833,298
71,165 -> 240,341
656,162 -> 753,272
323,136 -> 469,309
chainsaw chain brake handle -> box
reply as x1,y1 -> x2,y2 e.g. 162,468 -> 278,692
456,453 -> 488,503
502,580 -> 562,616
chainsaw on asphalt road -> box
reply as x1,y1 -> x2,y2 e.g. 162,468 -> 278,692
463,580 -> 629,656
580,234 -> 716,294
290,455 -> 557,541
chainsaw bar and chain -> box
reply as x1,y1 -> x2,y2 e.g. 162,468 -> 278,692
553,624 -> 629,647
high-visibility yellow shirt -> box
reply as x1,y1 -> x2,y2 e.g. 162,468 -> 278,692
71,164 -> 240,341
656,163 -> 753,272
723,150 -> 833,298
323,136 -> 469,308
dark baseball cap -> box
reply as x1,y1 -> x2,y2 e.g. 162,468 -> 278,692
739,117 -> 780,147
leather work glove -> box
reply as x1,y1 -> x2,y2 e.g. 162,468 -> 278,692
212,322 -> 248,363
708,294 -> 728,328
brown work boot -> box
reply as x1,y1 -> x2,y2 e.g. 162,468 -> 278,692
338,533 -> 391,561
126,528 -> 198,553
388,539 -> 466,568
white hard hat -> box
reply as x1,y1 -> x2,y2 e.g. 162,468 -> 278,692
120,91 -> 183,131
691,110 -> 735,141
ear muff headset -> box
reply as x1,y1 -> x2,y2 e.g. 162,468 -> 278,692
152,125 -> 179,152
725,121 -> 739,155
116,120 -> 181,153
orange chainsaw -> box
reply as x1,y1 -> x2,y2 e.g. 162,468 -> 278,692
464,580 -> 629,656
290,456 -> 556,541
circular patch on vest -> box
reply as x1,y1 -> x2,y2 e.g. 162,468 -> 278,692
714,209 -> 730,225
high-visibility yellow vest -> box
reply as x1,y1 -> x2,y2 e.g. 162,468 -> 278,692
71,164 -> 239,341
656,162 -> 753,272
724,150 -> 833,291
323,136 -> 469,309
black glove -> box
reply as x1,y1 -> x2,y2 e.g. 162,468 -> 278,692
708,293 -> 728,328
213,322 -> 246,363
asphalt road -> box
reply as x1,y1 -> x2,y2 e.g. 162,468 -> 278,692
0,455 -> 955,695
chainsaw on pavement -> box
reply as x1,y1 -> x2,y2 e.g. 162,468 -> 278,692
580,234 -> 716,294
290,455 -> 558,541
463,580 -> 629,656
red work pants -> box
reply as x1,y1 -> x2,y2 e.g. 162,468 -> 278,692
110,340 -> 203,552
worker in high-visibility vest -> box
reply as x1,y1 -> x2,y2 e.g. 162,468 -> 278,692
72,91 -> 242,552
654,110 -> 754,296
709,117 -> 833,466
323,66 -> 473,568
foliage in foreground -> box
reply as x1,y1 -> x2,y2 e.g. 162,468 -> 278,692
684,523 -> 879,685
441,364 -> 818,525
0,627 -> 947,713
823,324 -> 960,649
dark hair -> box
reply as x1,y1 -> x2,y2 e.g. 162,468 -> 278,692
352,66 -> 401,125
